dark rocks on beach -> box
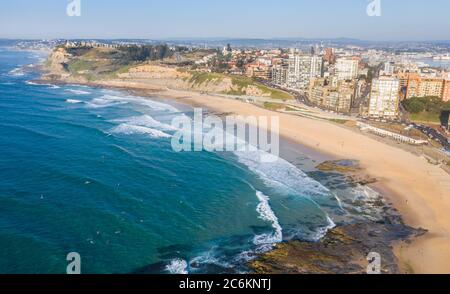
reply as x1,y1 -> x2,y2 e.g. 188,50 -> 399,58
316,160 -> 378,186
249,221 -> 426,274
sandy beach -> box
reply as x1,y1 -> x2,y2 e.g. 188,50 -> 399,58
40,76 -> 450,273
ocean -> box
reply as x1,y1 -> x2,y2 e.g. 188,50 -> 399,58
0,48 -> 384,274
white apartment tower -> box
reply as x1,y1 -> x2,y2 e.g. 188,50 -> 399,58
272,64 -> 288,86
287,53 -> 323,89
336,58 -> 359,81
368,77 -> 400,117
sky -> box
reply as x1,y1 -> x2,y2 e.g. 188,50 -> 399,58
0,0 -> 449,41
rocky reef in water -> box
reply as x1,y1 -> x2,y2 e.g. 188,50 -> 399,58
249,160 -> 427,274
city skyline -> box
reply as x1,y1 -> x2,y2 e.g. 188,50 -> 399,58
1,0 -> 450,41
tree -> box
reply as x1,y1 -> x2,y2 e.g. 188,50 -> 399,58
405,99 -> 425,113
402,96 -> 446,114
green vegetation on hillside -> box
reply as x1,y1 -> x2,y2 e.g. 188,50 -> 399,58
189,72 -> 223,85
402,96 -> 450,123
61,45 -> 178,80
227,75 -> 293,100
187,71 -> 293,100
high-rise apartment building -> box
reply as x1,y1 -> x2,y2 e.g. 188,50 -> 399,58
381,61 -> 395,76
287,53 -> 323,89
336,57 -> 359,81
324,48 -> 336,64
443,80 -> 450,102
272,64 -> 288,86
368,77 -> 400,118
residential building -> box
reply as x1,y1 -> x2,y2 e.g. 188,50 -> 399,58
324,48 -> 336,64
287,53 -> 323,89
309,79 -> 355,113
368,77 -> 400,118
443,80 -> 450,102
245,63 -> 271,80
381,61 -> 395,76
406,76 -> 445,99
272,64 -> 288,86
336,57 -> 359,81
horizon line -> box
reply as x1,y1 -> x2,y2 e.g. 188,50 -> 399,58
2,37 -> 450,44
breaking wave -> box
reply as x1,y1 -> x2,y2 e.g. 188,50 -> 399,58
112,123 -> 171,139
66,89 -> 91,95
253,191 -> 283,247
98,91 -> 179,112
86,97 -> 128,109
113,115 -> 177,131
9,67 -> 25,76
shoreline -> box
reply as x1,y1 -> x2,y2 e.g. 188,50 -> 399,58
36,77 -> 450,273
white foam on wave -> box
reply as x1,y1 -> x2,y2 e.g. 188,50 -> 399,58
66,99 -> 83,104
24,80 -> 60,89
189,247 -> 232,270
86,97 -> 128,109
343,184 -> 386,222
113,115 -> 177,131
231,139 -> 339,242
310,216 -> 336,241
234,148 -> 331,199
66,89 -> 90,95
253,191 -> 283,246
112,123 -> 171,138
9,67 -> 25,76
99,91 -> 179,112
166,259 -> 188,274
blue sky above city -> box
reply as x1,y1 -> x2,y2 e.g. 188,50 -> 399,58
0,0 -> 449,41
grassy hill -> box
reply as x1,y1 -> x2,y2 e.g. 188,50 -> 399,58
188,72 -> 293,100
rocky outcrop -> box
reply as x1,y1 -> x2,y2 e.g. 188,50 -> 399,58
250,221 -> 426,274
316,160 -> 378,185
43,47 -> 71,78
